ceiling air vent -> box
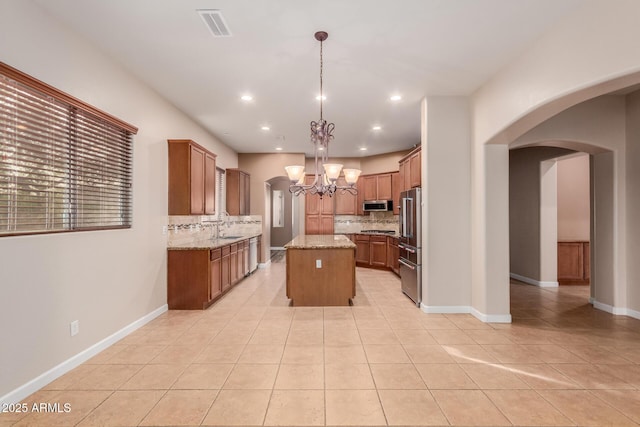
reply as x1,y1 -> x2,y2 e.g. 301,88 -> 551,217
197,9 -> 232,37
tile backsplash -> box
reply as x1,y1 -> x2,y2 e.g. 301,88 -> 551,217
167,215 -> 262,247
334,211 -> 398,234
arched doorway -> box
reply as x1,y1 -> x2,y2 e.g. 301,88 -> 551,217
266,176 -> 300,254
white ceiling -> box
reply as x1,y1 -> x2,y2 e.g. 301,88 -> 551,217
33,0 -> 585,157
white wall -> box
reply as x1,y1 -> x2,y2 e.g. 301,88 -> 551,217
557,154 -> 590,241
0,1 -> 237,401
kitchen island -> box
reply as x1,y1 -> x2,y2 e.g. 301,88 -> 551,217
284,234 -> 356,306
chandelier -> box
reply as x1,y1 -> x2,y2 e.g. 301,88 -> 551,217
285,31 -> 361,197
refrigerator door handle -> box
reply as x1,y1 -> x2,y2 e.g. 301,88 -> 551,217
399,258 -> 416,270
398,244 -> 415,253
401,197 -> 407,237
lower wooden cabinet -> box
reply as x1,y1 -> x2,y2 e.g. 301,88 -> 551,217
369,236 -> 387,267
387,237 -> 399,275
351,234 -> 398,275
558,241 -> 590,284
168,237 -> 257,310
354,234 -> 370,265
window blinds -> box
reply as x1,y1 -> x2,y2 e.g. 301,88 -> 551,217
0,63 -> 137,236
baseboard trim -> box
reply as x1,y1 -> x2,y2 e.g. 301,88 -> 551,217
270,246 -> 285,251
258,259 -> 271,269
591,299 -> 640,319
0,304 -> 168,406
510,272 -> 558,287
420,304 -> 512,324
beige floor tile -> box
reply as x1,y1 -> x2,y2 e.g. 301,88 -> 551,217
461,363 -> 530,389
364,344 -> 411,363
42,364 -> 98,390
139,389 -> 217,426
325,389 -> 386,426
370,363 -> 426,389
238,344 -> 284,363
431,389 -> 511,426
403,344 -> 455,363
84,344 -> 128,364
482,344 -> 544,363
415,363 -> 478,389
281,345 -> 324,364
223,364 -> 278,389
421,317 -> 458,329
592,389 -> 640,423
355,318 -> 391,329
597,364 -> 640,388
519,344 -> 588,363
172,363 -> 234,389
324,328 -> 362,345
325,345 -> 367,364
551,363 -> 635,389
274,364 -> 324,389
465,329 -> 514,345
0,390 -> 61,424
485,389 -> 573,426
248,327 -> 289,345
105,344 -> 165,364
14,390 -> 112,427
149,345 -> 203,364
325,363 -> 375,389
78,390 -> 164,427
120,364 -> 186,390
358,328 -> 400,344
67,364 -> 142,390
202,389 -> 271,426
285,328 -> 324,346
442,344 -> 499,364
173,329 -> 218,346
539,389 -> 637,426
289,319 -> 324,331
393,328 -> 436,345
264,390 -> 325,426
504,364 -> 580,389
378,389 -> 449,426
563,344 -> 634,364
428,329 -> 477,345
195,344 -> 245,363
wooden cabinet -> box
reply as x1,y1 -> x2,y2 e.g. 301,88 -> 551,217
558,241 -> 590,284
168,139 -> 216,215
362,173 -> 392,201
243,240 -> 250,276
354,234 -> 370,265
387,236 -> 399,275
335,176 -> 357,215
369,235 -> 387,267
391,172 -> 401,215
305,175 -> 335,234
221,245 -> 231,292
399,146 -> 421,192
230,243 -> 239,285
226,169 -> 250,215
210,248 -> 222,301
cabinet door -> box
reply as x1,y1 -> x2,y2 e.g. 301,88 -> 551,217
237,245 -> 244,280
239,173 -> 247,215
243,241 -> 250,275
356,178 -> 366,215
221,253 -> 231,292
305,215 -> 320,235
190,145 -> 205,214
558,242 -> 584,280
393,243 -> 399,273
363,176 -> 378,201
391,172 -> 401,215
402,159 -> 411,191
244,173 -> 251,215
377,174 -> 392,200
355,236 -> 370,265
335,177 -> 357,215
410,150 -> 421,188
210,257 -> 222,300
320,215 -> 334,235
398,161 -> 406,194
230,245 -> 239,285
370,237 -> 387,267
321,193 -> 334,215
205,153 -> 216,214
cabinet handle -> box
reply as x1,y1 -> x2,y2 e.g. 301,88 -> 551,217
399,244 -> 416,253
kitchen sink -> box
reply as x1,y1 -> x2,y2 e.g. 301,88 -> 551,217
218,235 -> 243,239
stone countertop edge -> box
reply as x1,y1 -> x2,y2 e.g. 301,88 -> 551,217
167,233 -> 262,251
284,234 -> 356,249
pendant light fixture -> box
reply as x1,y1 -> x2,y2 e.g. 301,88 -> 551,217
285,31 -> 361,197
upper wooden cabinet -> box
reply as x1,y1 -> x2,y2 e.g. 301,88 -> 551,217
362,173 -> 392,201
226,168 -> 250,215
168,139 -> 216,215
391,171 -> 401,215
305,174 -> 334,234
335,176 -> 357,215
399,145 -> 421,192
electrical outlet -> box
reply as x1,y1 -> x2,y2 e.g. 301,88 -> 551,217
315,259 -> 322,268
70,320 -> 79,337
162,225 -> 168,235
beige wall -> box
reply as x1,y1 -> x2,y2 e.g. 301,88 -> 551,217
626,91 -> 640,314
557,154 -> 590,241
0,1 -> 238,401
303,150 -> 408,175
268,177 -> 293,247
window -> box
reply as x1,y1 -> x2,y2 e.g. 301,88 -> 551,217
0,62 -> 138,236
215,166 -> 226,218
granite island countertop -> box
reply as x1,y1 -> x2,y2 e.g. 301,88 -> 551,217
168,233 -> 261,251
284,234 -> 356,249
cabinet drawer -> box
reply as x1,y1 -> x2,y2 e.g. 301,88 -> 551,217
210,248 -> 221,260
354,234 -> 370,242
370,235 -> 387,243
221,245 -> 231,256
230,243 -> 238,253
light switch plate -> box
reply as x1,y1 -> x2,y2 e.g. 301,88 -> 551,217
315,259 -> 322,268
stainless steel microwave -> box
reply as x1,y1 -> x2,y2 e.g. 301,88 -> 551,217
362,200 -> 393,212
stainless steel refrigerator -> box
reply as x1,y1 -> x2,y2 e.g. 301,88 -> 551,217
398,188 -> 422,306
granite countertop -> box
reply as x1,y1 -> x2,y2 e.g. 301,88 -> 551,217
284,234 -> 356,249
168,233 -> 261,251
346,231 -> 400,238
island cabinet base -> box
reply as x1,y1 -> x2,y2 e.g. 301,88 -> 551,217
286,247 -> 356,306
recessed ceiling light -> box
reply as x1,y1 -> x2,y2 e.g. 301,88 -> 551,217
275,147 -> 283,151
261,126 -> 270,131
372,125 -> 382,131
359,147 -> 367,151
316,95 -> 326,101
390,95 -> 402,101
241,95 -> 253,101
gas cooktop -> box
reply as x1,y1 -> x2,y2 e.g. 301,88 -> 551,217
360,229 -> 396,234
